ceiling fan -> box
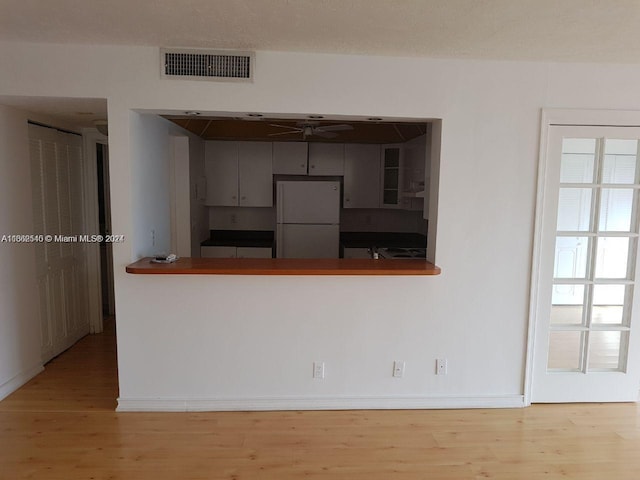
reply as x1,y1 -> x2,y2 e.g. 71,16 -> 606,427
268,121 -> 353,139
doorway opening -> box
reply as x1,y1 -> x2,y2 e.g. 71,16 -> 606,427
96,143 -> 115,317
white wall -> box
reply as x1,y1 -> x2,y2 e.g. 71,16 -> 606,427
3,42 -> 640,409
170,135 -> 190,257
130,113 -> 206,258
169,133 -> 208,257
129,112 -> 173,257
0,104 -> 43,399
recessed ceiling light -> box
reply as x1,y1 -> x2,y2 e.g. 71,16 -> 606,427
367,117 -> 383,121
308,115 -> 324,119
246,113 -> 263,118
184,111 -> 201,116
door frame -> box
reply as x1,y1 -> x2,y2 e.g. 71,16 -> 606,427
82,128 -> 108,334
525,108 -> 640,405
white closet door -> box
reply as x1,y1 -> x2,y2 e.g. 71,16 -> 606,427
29,132 -> 53,359
29,125 -> 90,363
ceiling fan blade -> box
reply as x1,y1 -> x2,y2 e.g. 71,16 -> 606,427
268,130 -> 302,136
315,124 -> 353,132
269,124 -> 302,131
312,130 -> 338,139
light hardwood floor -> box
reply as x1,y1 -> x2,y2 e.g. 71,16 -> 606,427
2,319 -> 640,479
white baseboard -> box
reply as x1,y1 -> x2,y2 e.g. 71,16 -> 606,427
117,394 -> 525,412
0,363 -> 44,401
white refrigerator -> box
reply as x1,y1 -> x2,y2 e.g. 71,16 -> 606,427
276,181 -> 340,258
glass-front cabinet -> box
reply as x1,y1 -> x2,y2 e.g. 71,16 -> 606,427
381,145 -> 402,208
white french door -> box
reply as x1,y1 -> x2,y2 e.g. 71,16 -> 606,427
531,125 -> 640,402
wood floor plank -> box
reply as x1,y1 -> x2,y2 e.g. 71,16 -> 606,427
2,317 -> 640,479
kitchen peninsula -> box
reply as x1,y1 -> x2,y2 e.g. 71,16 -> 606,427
126,257 -> 441,275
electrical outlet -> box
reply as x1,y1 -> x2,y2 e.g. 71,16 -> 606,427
436,358 -> 447,375
151,229 -> 156,246
230,214 -> 237,224
313,361 -> 325,379
393,360 -> 405,378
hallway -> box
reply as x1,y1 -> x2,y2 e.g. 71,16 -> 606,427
0,317 -> 118,413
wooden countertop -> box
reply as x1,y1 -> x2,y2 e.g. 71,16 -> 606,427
126,257 -> 441,276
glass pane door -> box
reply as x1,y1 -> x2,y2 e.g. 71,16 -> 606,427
532,126 -> 640,402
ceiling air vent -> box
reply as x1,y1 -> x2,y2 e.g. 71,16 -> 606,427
161,48 -> 254,81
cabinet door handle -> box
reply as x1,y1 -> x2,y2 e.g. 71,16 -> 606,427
232,195 -> 237,200
241,196 -> 246,200
310,164 -> 315,169
300,164 -> 305,168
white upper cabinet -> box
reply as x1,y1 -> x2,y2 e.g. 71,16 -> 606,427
205,141 -> 238,206
344,144 -> 381,208
274,142 -> 344,176
308,143 -> 344,176
273,142 -> 308,175
205,141 -> 273,207
238,142 -> 273,207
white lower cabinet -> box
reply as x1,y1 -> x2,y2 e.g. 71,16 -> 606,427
201,246 -> 237,258
236,247 -> 273,258
201,246 -> 273,258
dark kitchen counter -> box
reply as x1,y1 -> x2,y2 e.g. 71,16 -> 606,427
340,232 -> 427,249
201,230 -> 274,248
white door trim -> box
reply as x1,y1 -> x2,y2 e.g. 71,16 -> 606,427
82,128 -> 108,334
525,108 -> 640,405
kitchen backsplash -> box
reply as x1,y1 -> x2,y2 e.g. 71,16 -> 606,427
208,206 -> 426,234
340,208 -> 426,233
209,206 -> 276,231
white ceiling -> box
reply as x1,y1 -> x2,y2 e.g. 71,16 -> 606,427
3,0 -> 640,129
1,0 -> 640,63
